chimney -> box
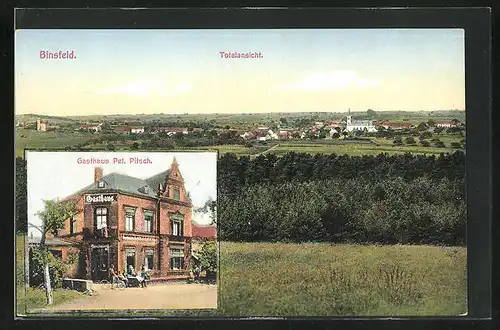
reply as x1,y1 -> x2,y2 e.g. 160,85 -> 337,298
94,167 -> 103,183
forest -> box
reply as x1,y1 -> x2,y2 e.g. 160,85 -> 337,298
217,151 -> 466,245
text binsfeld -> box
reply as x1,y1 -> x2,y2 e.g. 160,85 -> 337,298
40,50 -> 76,59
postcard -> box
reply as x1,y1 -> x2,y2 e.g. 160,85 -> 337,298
15,25 -> 467,317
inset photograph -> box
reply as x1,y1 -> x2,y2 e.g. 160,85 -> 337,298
17,151 -> 217,315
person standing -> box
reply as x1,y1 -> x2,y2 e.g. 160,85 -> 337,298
194,265 -> 201,283
140,265 -> 149,288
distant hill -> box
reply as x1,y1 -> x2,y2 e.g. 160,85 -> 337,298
14,110 -> 466,124
15,113 -> 78,124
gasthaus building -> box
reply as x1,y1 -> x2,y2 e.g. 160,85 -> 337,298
54,158 -> 194,282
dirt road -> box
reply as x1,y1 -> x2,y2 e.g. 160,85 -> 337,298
42,283 -> 218,311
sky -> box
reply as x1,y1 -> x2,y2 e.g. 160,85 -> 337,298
25,151 -> 217,238
15,29 -> 465,115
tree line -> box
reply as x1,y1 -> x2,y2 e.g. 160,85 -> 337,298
218,151 -> 465,196
216,151 -> 466,245
218,175 -> 465,246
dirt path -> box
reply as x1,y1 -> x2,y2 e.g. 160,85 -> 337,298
41,283 -> 217,311
261,143 -> 280,155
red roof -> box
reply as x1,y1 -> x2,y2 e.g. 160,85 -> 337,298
192,224 -> 217,239
375,121 -> 411,128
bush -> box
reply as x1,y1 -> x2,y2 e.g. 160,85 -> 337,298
405,137 -> 416,145
434,140 -> 445,148
419,131 -> 432,139
451,142 -> 462,149
29,248 -> 77,288
393,137 -> 403,145
199,240 -> 218,279
420,140 -> 430,147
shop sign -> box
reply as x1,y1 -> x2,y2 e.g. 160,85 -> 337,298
85,194 -> 116,204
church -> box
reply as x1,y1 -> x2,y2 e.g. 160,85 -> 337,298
344,109 -> 377,133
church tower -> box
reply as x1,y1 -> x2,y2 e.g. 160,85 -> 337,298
346,108 -> 352,125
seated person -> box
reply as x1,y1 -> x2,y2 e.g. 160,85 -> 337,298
117,270 -> 128,287
127,265 -> 136,276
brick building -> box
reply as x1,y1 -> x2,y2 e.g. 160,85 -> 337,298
54,158 -> 194,282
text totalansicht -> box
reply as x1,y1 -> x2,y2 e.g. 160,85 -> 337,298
219,51 -> 263,59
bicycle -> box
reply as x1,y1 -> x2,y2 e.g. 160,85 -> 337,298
110,276 -> 127,290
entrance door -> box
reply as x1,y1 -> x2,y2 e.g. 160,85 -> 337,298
91,246 -> 109,282
125,248 -> 135,274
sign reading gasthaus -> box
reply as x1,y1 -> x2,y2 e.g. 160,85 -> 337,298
85,194 -> 116,203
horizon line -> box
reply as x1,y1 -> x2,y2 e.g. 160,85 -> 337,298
16,109 -> 466,118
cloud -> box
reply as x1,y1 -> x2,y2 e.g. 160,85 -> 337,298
275,70 -> 382,92
97,80 -> 192,95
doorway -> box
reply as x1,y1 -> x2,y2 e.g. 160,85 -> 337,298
125,247 -> 135,274
91,246 -> 109,282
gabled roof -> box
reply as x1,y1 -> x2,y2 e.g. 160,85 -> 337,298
192,224 -> 217,239
144,170 -> 171,193
69,172 -> 166,199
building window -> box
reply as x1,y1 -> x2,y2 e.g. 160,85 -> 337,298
145,249 -> 154,270
170,213 -> 184,237
170,248 -> 184,270
144,210 -> 154,233
173,187 -> 180,201
125,248 -> 135,273
125,208 -> 136,231
95,207 -> 108,230
69,216 -> 76,234
98,181 -> 105,188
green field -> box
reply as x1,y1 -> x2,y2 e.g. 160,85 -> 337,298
219,242 -> 467,316
15,128 -> 92,158
16,236 -> 466,317
267,137 -> 462,156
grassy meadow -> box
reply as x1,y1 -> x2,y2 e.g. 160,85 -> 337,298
218,242 -> 467,317
15,235 -> 466,317
15,128 -> 91,158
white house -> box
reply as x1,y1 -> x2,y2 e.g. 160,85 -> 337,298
241,131 -> 255,140
79,123 -> 102,132
267,129 -> 279,140
36,119 -> 48,132
436,122 -> 457,128
130,126 -> 145,134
